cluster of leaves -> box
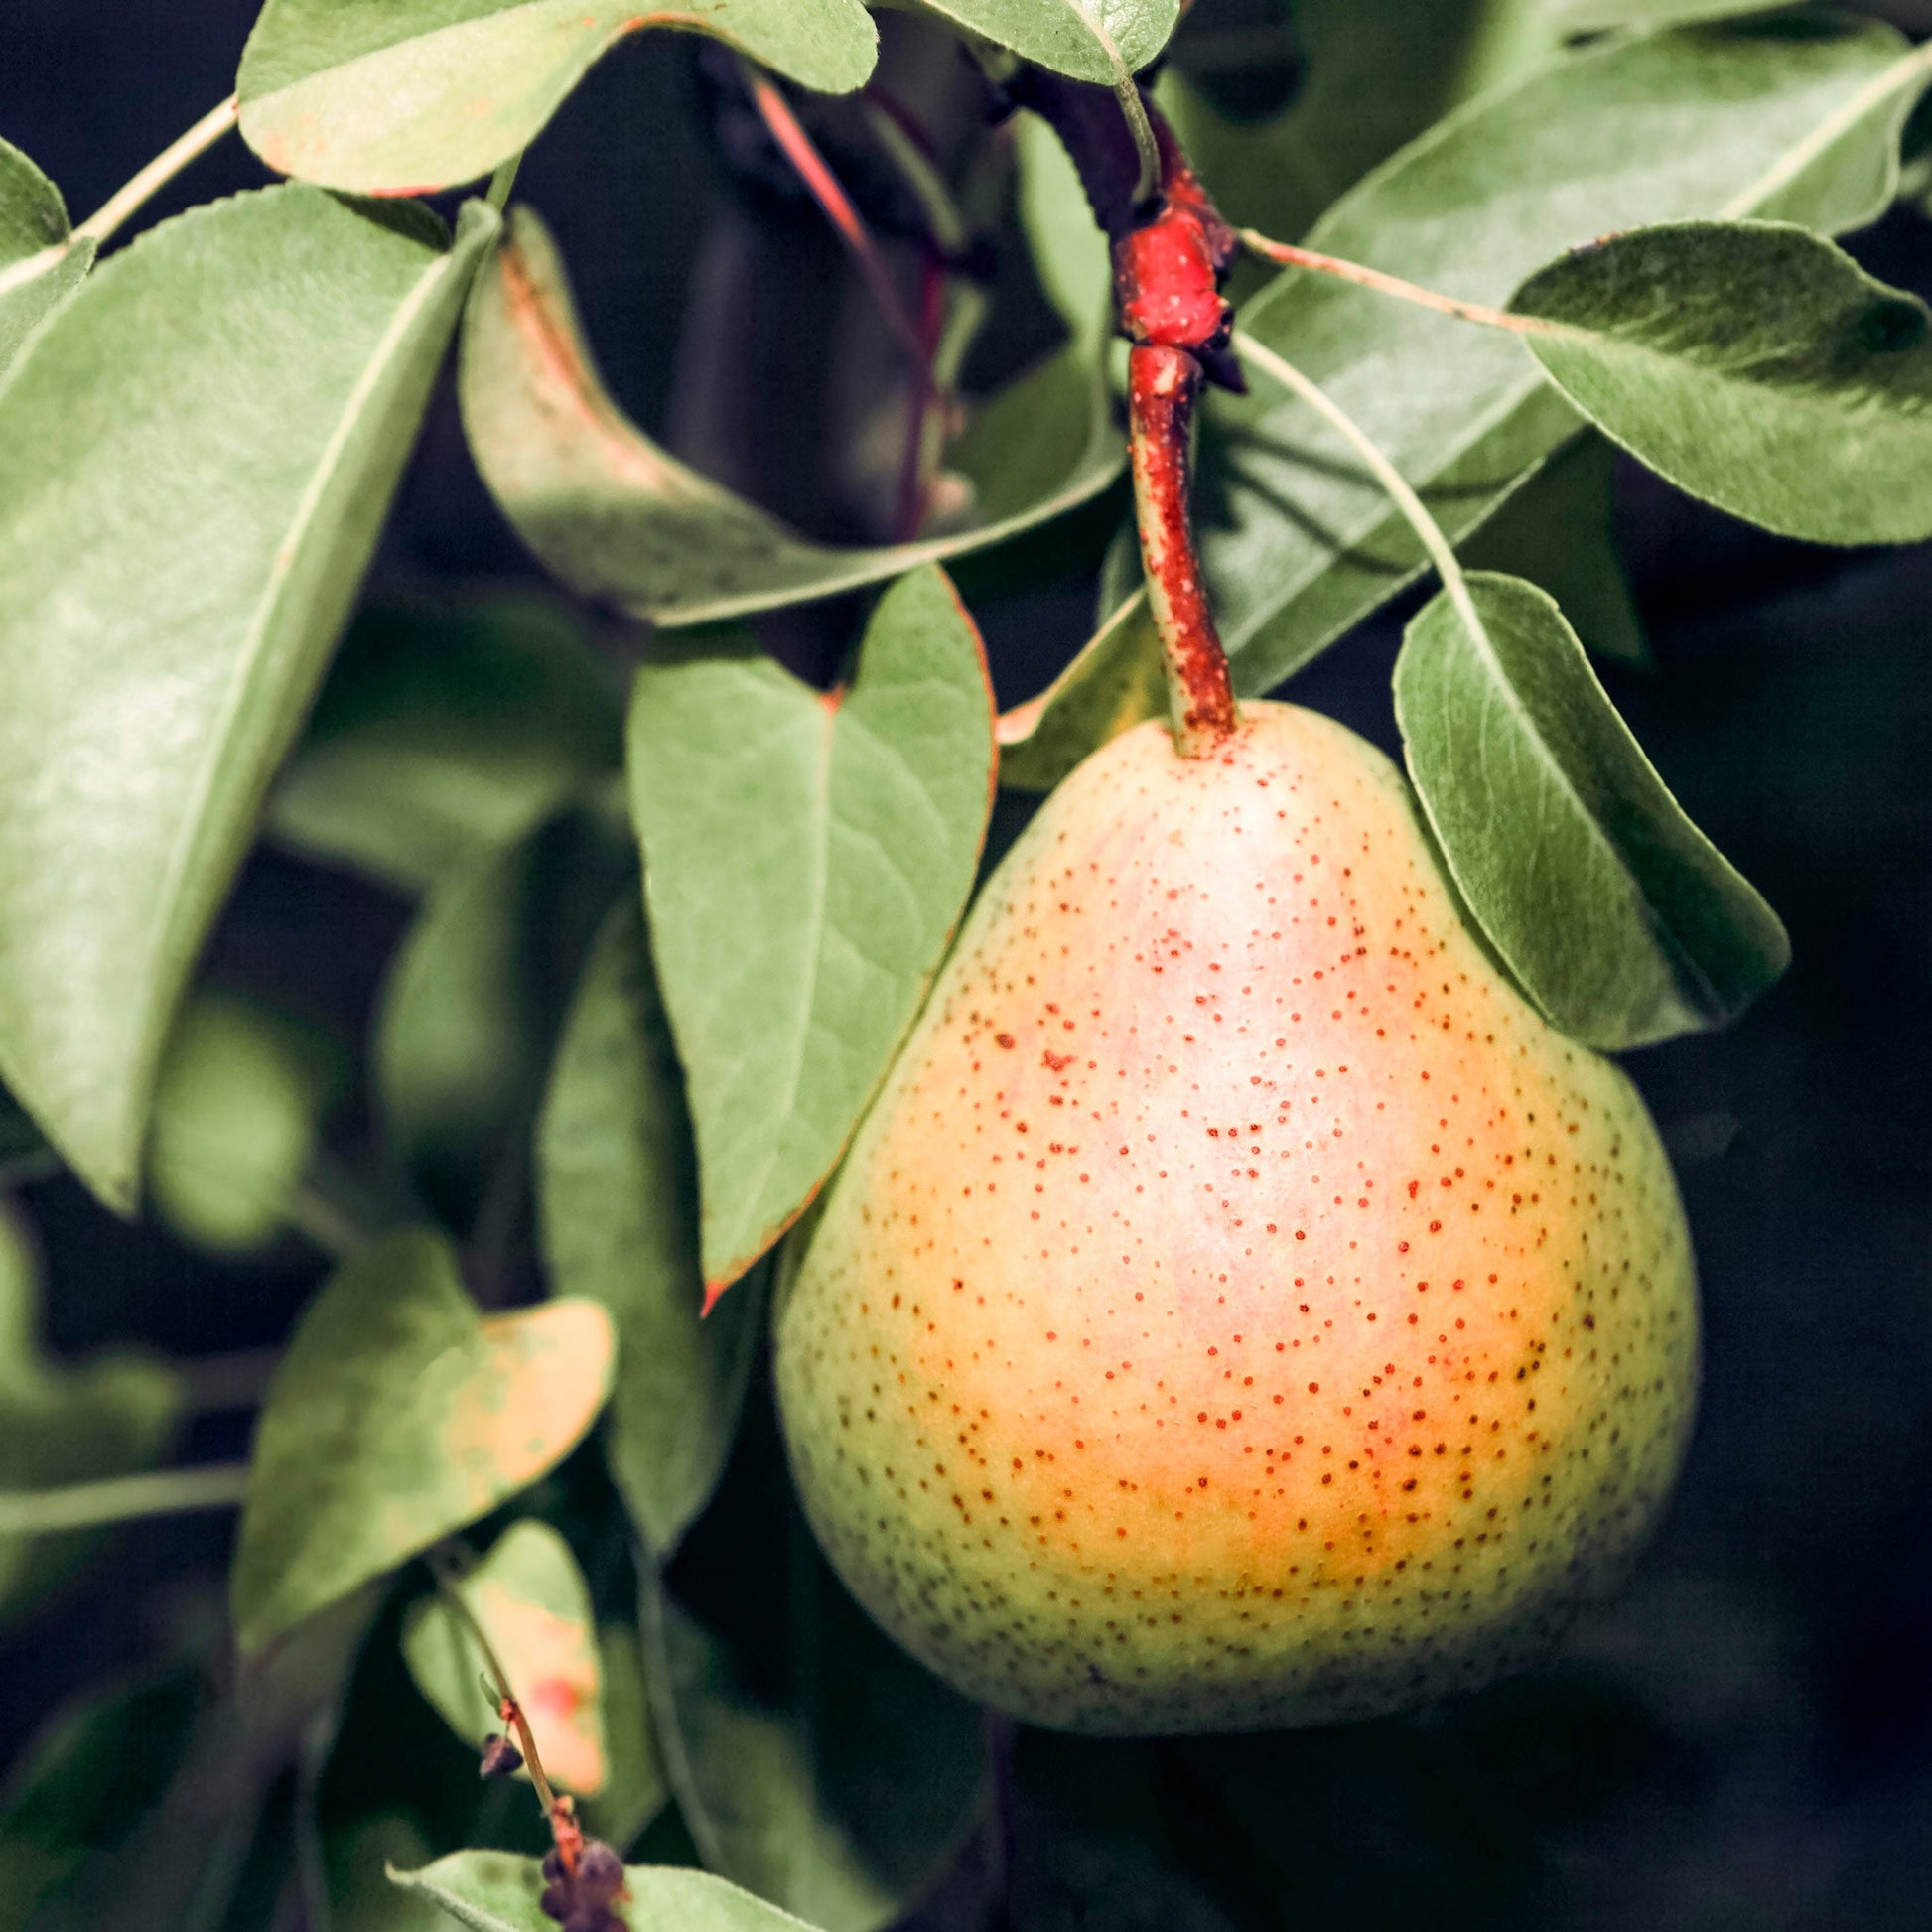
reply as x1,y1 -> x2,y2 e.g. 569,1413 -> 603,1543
4,0 -> 1932,1927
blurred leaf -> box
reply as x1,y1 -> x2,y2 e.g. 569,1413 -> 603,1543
231,1228 -> 616,1656
0,1668 -> 202,1928
393,1850 -> 834,1931
1549,0 -> 1798,31
460,208 -> 1120,626
538,899 -> 763,1557
148,990 -> 341,1256
1204,17 -> 1923,696
403,1520 -> 607,1797
376,803 -> 632,1234
1015,109 -> 1110,341
0,1201 -> 184,1636
1463,433 -> 1648,666
0,137 -> 90,380
1394,571 -> 1790,1047
0,189 -> 496,1213
327,1815 -> 449,1932
904,1 -> 1178,83
997,589 -> 1168,789
1156,0 -> 1563,243
628,566 -> 995,1297
237,0 -> 879,192
588,1619 -> 669,1851
1510,218 -> 1932,544
271,596 -> 624,894
641,1566 -> 986,1932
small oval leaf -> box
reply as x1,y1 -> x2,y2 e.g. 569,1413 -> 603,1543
0,188 -> 496,1211
231,1227 -> 615,1656
1394,570 -> 1790,1049
0,137 -> 90,379
907,1 -> 1180,85
402,1520 -> 607,1797
1510,219 -> 1932,545
628,566 -> 996,1297
459,208 -> 1121,626
538,899 -> 763,1557
239,0 -> 879,193
271,594 -> 624,894
392,1851 -> 830,1932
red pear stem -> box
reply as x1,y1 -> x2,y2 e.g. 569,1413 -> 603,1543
1128,343 -> 1237,755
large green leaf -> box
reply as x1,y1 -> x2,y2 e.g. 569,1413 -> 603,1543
0,137 -> 91,379
375,802 -> 632,1233
459,207 -> 1120,626
401,1519 -> 609,1797
1509,218 -> 1932,544
537,899 -> 763,1557
904,1 -> 1178,83
238,0 -> 878,193
1204,16 -> 1925,697
393,1852 -> 831,1932
0,1203 -> 184,1635
641,1570 -> 985,1932
271,595 -> 624,894
231,1227 -> 616,1656
627,566 -> 995,1298
1394,570 -> 1790,1048
1550,0 -> 1797,31
0,188 -> 496,1212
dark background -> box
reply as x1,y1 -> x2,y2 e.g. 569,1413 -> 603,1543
3,2 -> 1931,1926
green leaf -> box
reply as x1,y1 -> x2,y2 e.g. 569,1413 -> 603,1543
1508,218 -> 1932,545
238,0 -> 878,193
996,589 -> 1167,790
327,1817 -> 449,1932
402,1520 -> 608,1797
1015,110 -> 1109,342
148,990 -> 341,1256
1463,433 -> 1648,667
904,1 -> 1178,84
641,1571 -> 986,1932
1204,17 -> 1925,697
271,595 -> 624,894
589,1619 -> 669,1852
376,803 -> 633,1234
231,1227 -> 616,1656
1549,0 -> 1797,33
0,188 -> 496,1213
0,137 -> 91,380
459,208 -> 1120,626
393,1851 -> 831,1932
0,1201 -> 184,1635
537,899 -> 763,1557
627,566 -> 995,1297
1393,570 -> 1790,1048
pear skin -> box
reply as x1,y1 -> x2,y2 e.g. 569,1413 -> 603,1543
774,704 -> 1698,1733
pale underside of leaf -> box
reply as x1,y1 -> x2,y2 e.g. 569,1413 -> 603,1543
906,0 -> 1179,85
461,208 -> 1121,625
239,0 -> 879,193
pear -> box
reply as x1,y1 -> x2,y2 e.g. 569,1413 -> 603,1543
774,704 -> 1697,1734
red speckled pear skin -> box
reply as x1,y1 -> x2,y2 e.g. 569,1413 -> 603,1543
773,706 -> 1699,1734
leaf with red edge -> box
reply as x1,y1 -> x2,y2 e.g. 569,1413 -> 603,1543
627,567 -> 996,1300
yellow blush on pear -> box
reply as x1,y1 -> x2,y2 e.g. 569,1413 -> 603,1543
774,702 -> 1698,1734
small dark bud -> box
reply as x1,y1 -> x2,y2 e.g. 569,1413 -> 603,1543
479,1733 -> 525,1780
573,1842 -> 624,1908
540,1882 -> 572,1925
562,1911 -> 622,1932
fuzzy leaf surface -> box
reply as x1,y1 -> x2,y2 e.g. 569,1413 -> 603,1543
902,1 -> 1178,84
392,1852 -> 829,1932
0,188 -> 494,1211
627,566 -> 995,1297
271,595 -> 623,893
231,1227 -> 615,1655
1206,17 -> 1924,696
238,0 -> 878,191
0,137 -> 90,378
538,899 -> 763,1556
1509,218 -> 1932,544
1394,571 -> 1790,1048
460,208 -> 1120,625
402,1519 -> 607,1796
